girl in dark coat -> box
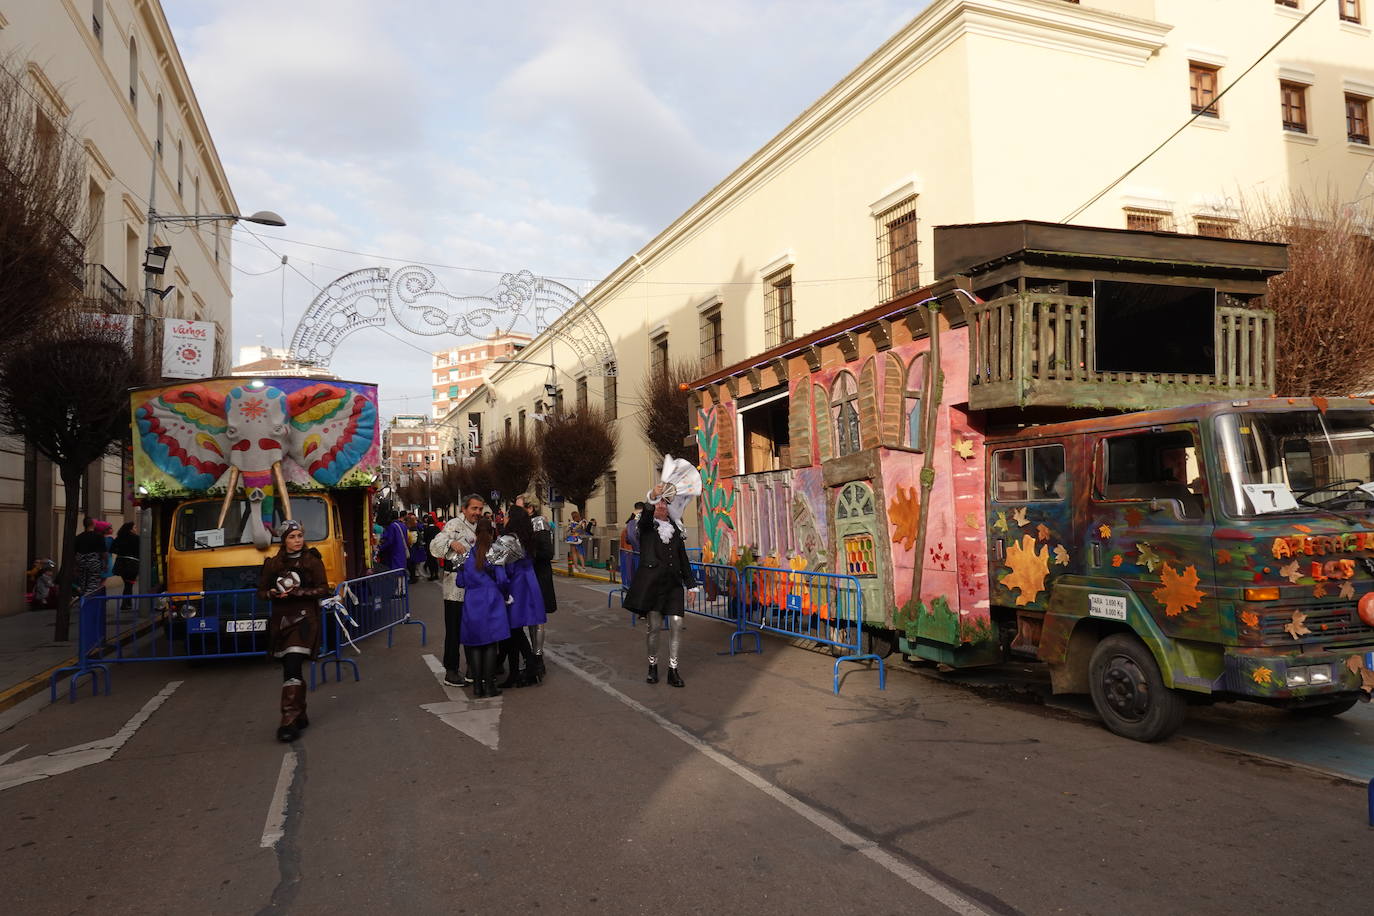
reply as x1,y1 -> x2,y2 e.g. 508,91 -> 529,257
257,520 -> 333,742
515,493 -> 557,678
454,518 -> 513,697
500,503 -> 547,686
623,484 -> 698,687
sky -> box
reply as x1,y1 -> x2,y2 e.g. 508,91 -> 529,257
164,0 -> 928,419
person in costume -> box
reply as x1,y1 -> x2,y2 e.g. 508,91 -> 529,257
623,457 -> 701,688
499,503 -> 547,686
257,520 -> 333,742
516,493 -> 556,678
454,517 -> 513,697
430,494 -> 484,687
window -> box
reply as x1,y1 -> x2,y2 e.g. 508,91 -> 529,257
1189,63 -> 1219,117
214,222 -> 221,264
1194,217 -> 1235,238
739,388 -> 790,473
128,36 -> 138,108
993,445 -> 1067,502
1347,94 -> 1371,144
576,377 -> 588,412
194,174 -> 200,216
155,95 -> 164,157
505,417 -> 512,438
1275,0 -> 1298,7
831,372 -> 861,457
1124,209 -> 1173,232
605,472 -> 618,526
650,330 -> 669,378
92,0 -> 103,45
699,304 -> 723,373
876,197 -> 920,302
1094,428 -> 1204,518
603,372 -> 617,420
518,409 -> 526,439
176,139 -> 184,196
903,354 -> 926,450
1281,81 -> 1308,133
1340,0 -> 1362,23
764,270 -> 794,348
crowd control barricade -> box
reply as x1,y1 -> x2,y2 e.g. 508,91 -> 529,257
50,586 -> 331,702
740,566 -> 885,694
685,561 -> 759,655
317,567 -> 424,685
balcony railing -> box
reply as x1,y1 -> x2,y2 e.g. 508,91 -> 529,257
84,263 -> 129,313
967,294 -> 1274,410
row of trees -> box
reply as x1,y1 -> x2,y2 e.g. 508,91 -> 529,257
0,53 -> 155,640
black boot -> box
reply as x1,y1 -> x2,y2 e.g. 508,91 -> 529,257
483,645 -> 502,696
667,666 -> 684,688
533,655 -> 546,679
646,663 -> 659,684
498,638 -> 522,688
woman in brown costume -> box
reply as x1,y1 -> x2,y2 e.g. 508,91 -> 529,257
257,519 -> 333,742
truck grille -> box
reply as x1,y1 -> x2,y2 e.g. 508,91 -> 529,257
1261,605 -> 1371,645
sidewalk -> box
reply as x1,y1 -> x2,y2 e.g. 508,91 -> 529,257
0,606 -> 77,713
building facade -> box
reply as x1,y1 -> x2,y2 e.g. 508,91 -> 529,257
430,332 -> 531,420
382,415 -> 443,491
457,0 -> 1374,559
0,0 -> 239,610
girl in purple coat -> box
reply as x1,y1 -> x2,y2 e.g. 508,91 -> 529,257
454,518 -> 512,697
498,503 -> 548,686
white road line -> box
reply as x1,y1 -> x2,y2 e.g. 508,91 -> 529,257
541,648 -> 992,916
260,748 -> 298,849
0,681 -> 182,793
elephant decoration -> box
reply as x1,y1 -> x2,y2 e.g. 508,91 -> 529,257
136,381 -> 379,548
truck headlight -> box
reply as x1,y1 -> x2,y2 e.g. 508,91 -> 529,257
1285,667 -> 1308,687
1307,664 -> 1332,685
1285,664 -> 1333,688
177,602 -> 198,619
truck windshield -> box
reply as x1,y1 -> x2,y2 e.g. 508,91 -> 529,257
173,496 -> 330,550
1214,410 -> 1374,517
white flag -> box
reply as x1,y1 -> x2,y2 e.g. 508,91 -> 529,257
81,312 -> 134,350
161,318 -> 216,379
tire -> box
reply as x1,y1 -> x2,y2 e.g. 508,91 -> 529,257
1288,696 -> 1359,718
865,627 -> 897,659
1088,633 -> 1188,742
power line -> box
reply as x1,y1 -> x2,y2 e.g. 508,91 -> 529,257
1064,0 -> 1328,222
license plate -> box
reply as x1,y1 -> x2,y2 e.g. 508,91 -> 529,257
225,619 -> 267,633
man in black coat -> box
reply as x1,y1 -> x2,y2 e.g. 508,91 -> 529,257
623,484 -> 698,687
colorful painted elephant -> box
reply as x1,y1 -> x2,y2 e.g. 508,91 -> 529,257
136,381 -> 378,548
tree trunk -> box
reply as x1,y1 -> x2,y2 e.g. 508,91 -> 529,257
53,466 -> 84,642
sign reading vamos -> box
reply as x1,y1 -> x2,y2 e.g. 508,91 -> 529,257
161,318 -> 216,379
131,377 -> 381,502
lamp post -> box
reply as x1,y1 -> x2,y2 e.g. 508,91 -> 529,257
492,353 -> 562,415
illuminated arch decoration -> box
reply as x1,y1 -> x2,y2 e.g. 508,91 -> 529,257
288,266 -> 617,376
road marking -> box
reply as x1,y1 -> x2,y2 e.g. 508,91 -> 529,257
260,748 -> 298,849
0,681 -> 182,793
542,648 -> 992,916
0,744 -> 28,765
419,654 -> 503,750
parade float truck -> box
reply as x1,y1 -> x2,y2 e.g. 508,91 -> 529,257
130,376 -> 381,641
689,221 -> 1374,741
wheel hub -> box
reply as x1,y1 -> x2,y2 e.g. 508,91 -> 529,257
1102,654 -> 1151,722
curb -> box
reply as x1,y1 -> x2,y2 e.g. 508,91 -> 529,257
0,654 -> 77,714
555,567 -> 614,584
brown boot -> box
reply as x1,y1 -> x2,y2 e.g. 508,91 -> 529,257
277,683 -> 305,742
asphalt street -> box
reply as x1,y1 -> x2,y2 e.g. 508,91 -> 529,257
2,576 -> 1371,915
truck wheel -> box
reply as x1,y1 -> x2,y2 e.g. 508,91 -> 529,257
865,627 -> 897,659
1088,634 -> 1188,742
1289,696 -> 1359,718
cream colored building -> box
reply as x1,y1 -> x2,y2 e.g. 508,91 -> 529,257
0,0 -> 238,609
448,0 -> 1374,557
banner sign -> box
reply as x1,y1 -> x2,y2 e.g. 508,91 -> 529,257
162,318 -> 216,379
82,312 -> 134,350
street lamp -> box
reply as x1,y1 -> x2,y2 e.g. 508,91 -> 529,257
493,354 -> 562,412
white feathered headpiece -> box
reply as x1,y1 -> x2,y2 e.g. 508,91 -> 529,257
647,454 -> 702,527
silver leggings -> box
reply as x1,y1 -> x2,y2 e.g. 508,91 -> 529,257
645,612 -> 683,668
528,623 -> 545,655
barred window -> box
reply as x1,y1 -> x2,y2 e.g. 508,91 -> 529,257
1194,217 -> 1235,239
518,409 -> 526,440
650,331 -> 669,378
1125,208 -> 1173,232
1347,93 -> 1370,145
605,472 -> 618,526
1281,81 -> 1308,133
764,271 -> 794,349
576,376 -> 588,412
603,372 -> 618,420
876,197 -> 919,302
699,304 -> 723,372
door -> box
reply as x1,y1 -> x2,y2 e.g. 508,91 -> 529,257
834,481 -> 885,626
1085,422 -> 1218,640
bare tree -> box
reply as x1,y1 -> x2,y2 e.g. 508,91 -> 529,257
0,313 -> 151,640
540,409 -> 618,514
637,359 -> 699,465
487,435 -> 540,507
1238,191 -> 1374,396
0,51 -> 90,345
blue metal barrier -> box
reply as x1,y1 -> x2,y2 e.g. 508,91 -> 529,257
686,561 -> 760,655
50,585 -> 334,702
317,568 -> 424,685
740,566 -> 885,695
